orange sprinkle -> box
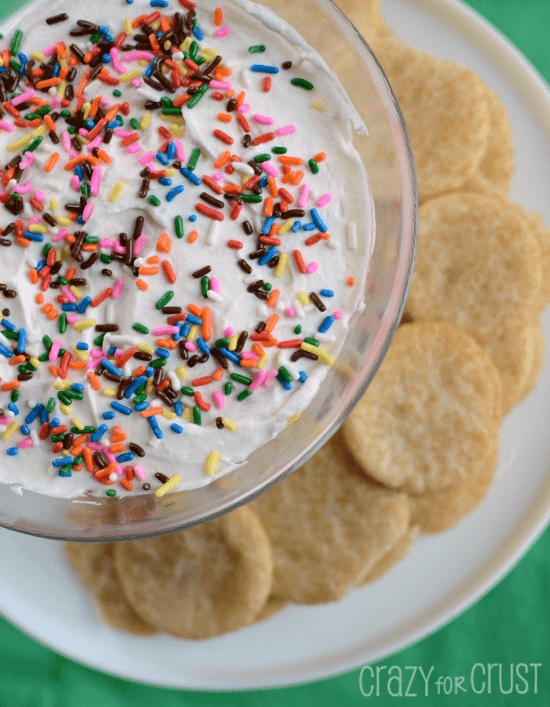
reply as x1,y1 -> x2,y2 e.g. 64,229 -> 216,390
265,313 -> 279,334
56,42 -> 67,60
69,361 -> 86,370
156,232 -> 171,253
109,443 -> 125,454
217,112 -> 232,122
105,104 -> 121,122
138,266 -> 159,275
15,236 -> 30,248
75,68 -> 91,98
264,196 -> 273,217
87,372 -> 101,390
42,303 -> 54,314
278,156 -> 303,165
225,89 -> 234,98
263,338 -> 278,348
240,359 -> 259,368
188,230 -> 198,243
217,66 -> 232,77
212,368 -> 224,381
236,91 -> 245,108
347,276 -> 355,286
29,269 -> 39,285
214,150 -> 231,168
9,355 -> 25,366
1,381 -> 19,391
160,16 -> 171,32
140,407 -> 163,418
173,93 -> 190,108
133,366 -> 146,377
71,445 -> 84,457
29,118 -> 42,128
314,152 -> 326,162
81,244 -> 98,252
201,306 -> 212,341
267,176 -> 278,198
35,293 -> 44,304
65,267 -> 76,280
96,149 -> 111,164
94,463 -> 118,479
136,279 -> 148,291
162,259 -> 176,284
73,435 -> 88,447
214,7 -> 223,25
188,303 -> 202,317
223,183 -> 242,193
266,288 -> 279,307
291,170 -> 304,185
83,447 -> 94,472
35,77 -> 61,89
47,309 -> 58,321
120,479 -> 133,491
252,343 -> 265,357
156,338 -> 177,350
44,153 -> 60,172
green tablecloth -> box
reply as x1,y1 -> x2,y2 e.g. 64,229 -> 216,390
1,0 -> 550,704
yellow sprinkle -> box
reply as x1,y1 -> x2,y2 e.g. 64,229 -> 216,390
313,101 -> 323,110
56,216 -> 71,226
275,252 -> 288,277
176,367 -> 188,380
163,41 -> 171,52
228,334 -> 238,351
170,123 -> 183,137
72,418 -> 84,430
69,285 -> 83,300
297,291 -> 309,306
140,112 -> 152,131
279,220 -> 294,235
59,404 -> 72,416
205,451 -> 221,476
124,18 -> 133,36
154,473 -> 181,498
49,198 -> 57,211
0,59 -> 3,68
287,412 -> 302,424
162,411 -> 177,420
101,388 -> 117,398
182,407 -> 192,419
29,357 -> 40,369
61,449 -> 72,457
118,68 -> 141,82
165,168 -> 176,178
62,244 -> 71,258
2,420 -> 19,440
241,173 -> 249,186
137,343 -> 154,355
145,381 -> 154,395
139,59 -> 149,67
32,51 -> 46,62
7,134 -> 33,153
72,346 -> 89,362
53,381 -> 72,390
28,224 -> 47,234
188,324 -> 199,342
301,342 -> 334,365
221,419 -> 237,432
108,181 -> 125,202
56,81 -> 66,99
257,354 -> 268,369
151,19 -> 161,31
181,37 -> 193,52
82,102 -> 91,120
33,125 -> 47,137
200,47 -> 218,62
72,319 -> 96,331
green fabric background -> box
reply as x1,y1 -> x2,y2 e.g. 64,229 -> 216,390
0,0 -> 549,704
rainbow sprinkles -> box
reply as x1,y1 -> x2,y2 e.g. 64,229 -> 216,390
0,0 -> 373,498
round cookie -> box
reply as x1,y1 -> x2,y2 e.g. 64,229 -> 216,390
65,542 -> 157,636
114,505 -> 273,640
342,321 -> 502,495
524,210 -> 550,312
404,192 -> 542,413
361,525 -> 420,583
251,435 -> 411,604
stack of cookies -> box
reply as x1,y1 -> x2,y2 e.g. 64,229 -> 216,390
66,0 -> 548,638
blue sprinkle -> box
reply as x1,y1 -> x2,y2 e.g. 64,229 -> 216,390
174,401 -> 183,416
106,119 -> 119,130
50,61 -> 59,78
258,175 -> 269,188
20,424 -> 30,435
58,469 -> 72,478
0,342 -> 12,358
103,410 -> 116,420
172,327 -> 180,342
159,177 -> 172,186
250,64 -> 279,74
1,318 -> 15,331
25,403 -> 43,425
310,208 -> 328,233
156,151 -> 170,165
143,60 -> 155,77
101,359 -> 123,377
76,296 -> 92,314
319,315 -> 335,333
126,0 -> 134,4
291,221 -> 302,232
17,328 -> 26,354
148,415 -> 163,439
299,371 -> 307,383
71,383 -> 84,392
39,408 -> 49,424
124,375 -> 148,399
145,366 -> 155,378
320,289 -> 334,297
262,216 -> 274,235
302,222 -> 316,231
76,215 -> 85,225
166,185 -> 184,202
62,303 -> 77,312
102,54 -> 111,64
52,456 -> 73,467
111,401 -> 132,415
150,0 -> 169,6
192,26 -> 204,40
91,424 -> 108,442
220,347 -> 241,366
180,322 -> 191,337
50,417 -> 60,429
74,165 -> 83,180
170,423 -> 184,434
155,347 -> 170,358
166,142 -> 176,160
276,374 -> 292,390
116,452 -> 135,463
24,231 -> 44,242
258,246 -> 277,266
35,259 -> 46,272
180,167 -> 201,186
8,402 -> 19,416
76,342 -> 89,350
107,347 -> 117,356
85,119 -> 95,129
7,448 -> 18,456
134,401 -> 149,412
186,313 -> 202,325
196,337 -> 210,355
189,214 -> 197,222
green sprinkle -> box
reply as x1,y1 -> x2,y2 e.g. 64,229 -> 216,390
60,110 -> 70,118
175,214 -> 184,239
24,112 -> 40,121
17,365 -> 26,375
67,126 -> 76,134
42,335 -> 52,350
106,489 -> 116,497
133,393 -> 147,405
37,353 -> 49,362
59,312 -> 67,334
11,29 -> 23,56
150,358 -> 167,369
65,389 -> 83,400
149,195 -> 161,206
160,97 -> 173,107
291,77 -> 314,90
26,136 -> 43,153
272,146 -> 287,154
10,389 -> 18,402
93,333 -> 105,347
57,276 -> 68,285
117,115 -> 124,126
156,290 -> 174,309
248,44 -> 265,53
132,323 -> 149,334
73,455 -> 84,466
294,325 -> 302,334
189,40 -> 198,60
188,148 -> 201,171
8,59 -> 20,73
200,275 -> 209,298
100,254 -> 112,264
215,338 -> 230,348
42,243 -> 51,257
196,56 -> 205,65
308,158 -> 319,174
80,183 -> 90,197
46,397 -> 55,413
186,83 -> 208,109
59,464 -> 73,477
304,337 -> 319,347
161,107 -> 182,116
113,89 -> 122,97
85,235 -> 99,243
263,283 -> 272,291
90,31 -> 101,43
37,105 -> 51,117
254,153 -> 270,162
180,386 -> 194,396
2,330 -> 17,341
51,433 -> 65,443
278,366 -> 292,383
231,373 -> 252,385
224,382 -> 233,395
57,391 -> 71,405
192,405 -> 201,426
135,382 -> 146,396
240,194 -> 262,203
130,118 -> 139,129
237,389 -> 253,401
72,426 -> 95,434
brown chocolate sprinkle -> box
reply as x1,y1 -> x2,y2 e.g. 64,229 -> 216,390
95,324 -> 118,332
237,259 -> 252,274
235,331 -> 248,353
200,192 -> 225,209
282,61 -> 292,69
291,350 -> 318,362
216,417 -> 224,429
129,442 -> 145,457
192,265 -> 211,278
309,292 -> 327,312
242,220 -> 253,235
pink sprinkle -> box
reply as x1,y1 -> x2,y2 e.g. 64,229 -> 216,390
71,175 -> 81,191
175,139 -> 185,161
18,438 -> 32,449
105,450 -> 116,464
276,124 -> 296,136
62,286 -> 77,303
240,352 -> 257,359
91,167 -> 102,196
114,128 -> 132,138
0,120 -> 14,132
87,442 -> 104,451
209,80 -> 232,90
87,135 -> 103,152
109,47 -> 126,74
213,172 -> 223,181
50,97 -> 61,110
152,326 -> 179,336
90,349 -> 103,359
212,391 -> 225,410
237,103 -> 251,113
253,114 -> 274,125
28,216 -> 40,225
34,190 -> 44,202
124,50 -> 155,62
223,326 -> 234,337
53,227 -> 69,243
82,202 -> 94,222
112,278 -> 124,299
49,340 -> 62,362
127,143 -> 141,154
19,152 -> 35,169
131,78 -> 141,88
134,234 -> 147,255
11,89 -> 34,106
99,238 -> 114,248
62,131 -> 72,154
13,182 -> 32,194
100,97 -> 110,106
317,193 -> 332,207
185,342 -> 197,352
66,315 -> 78,325
43,44 -> 57,57
112,244 -> 126,254
249,370 -> 266,391
78,128 -> 89,138
133,464 -> 146,480
298,183 -> 309,208
139,151 -> 155,165
263,369 -> 278,387
0,418 -> 12,425
285,307 -> 296,318
261,161 -> 278,178
306,262 -> 319,274
69,150 -> 78,160
333,310 -> 343,320
214,27 -> 231,38
209,276 -> 220,292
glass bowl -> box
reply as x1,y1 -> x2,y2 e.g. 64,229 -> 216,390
0,0 -> 417,540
